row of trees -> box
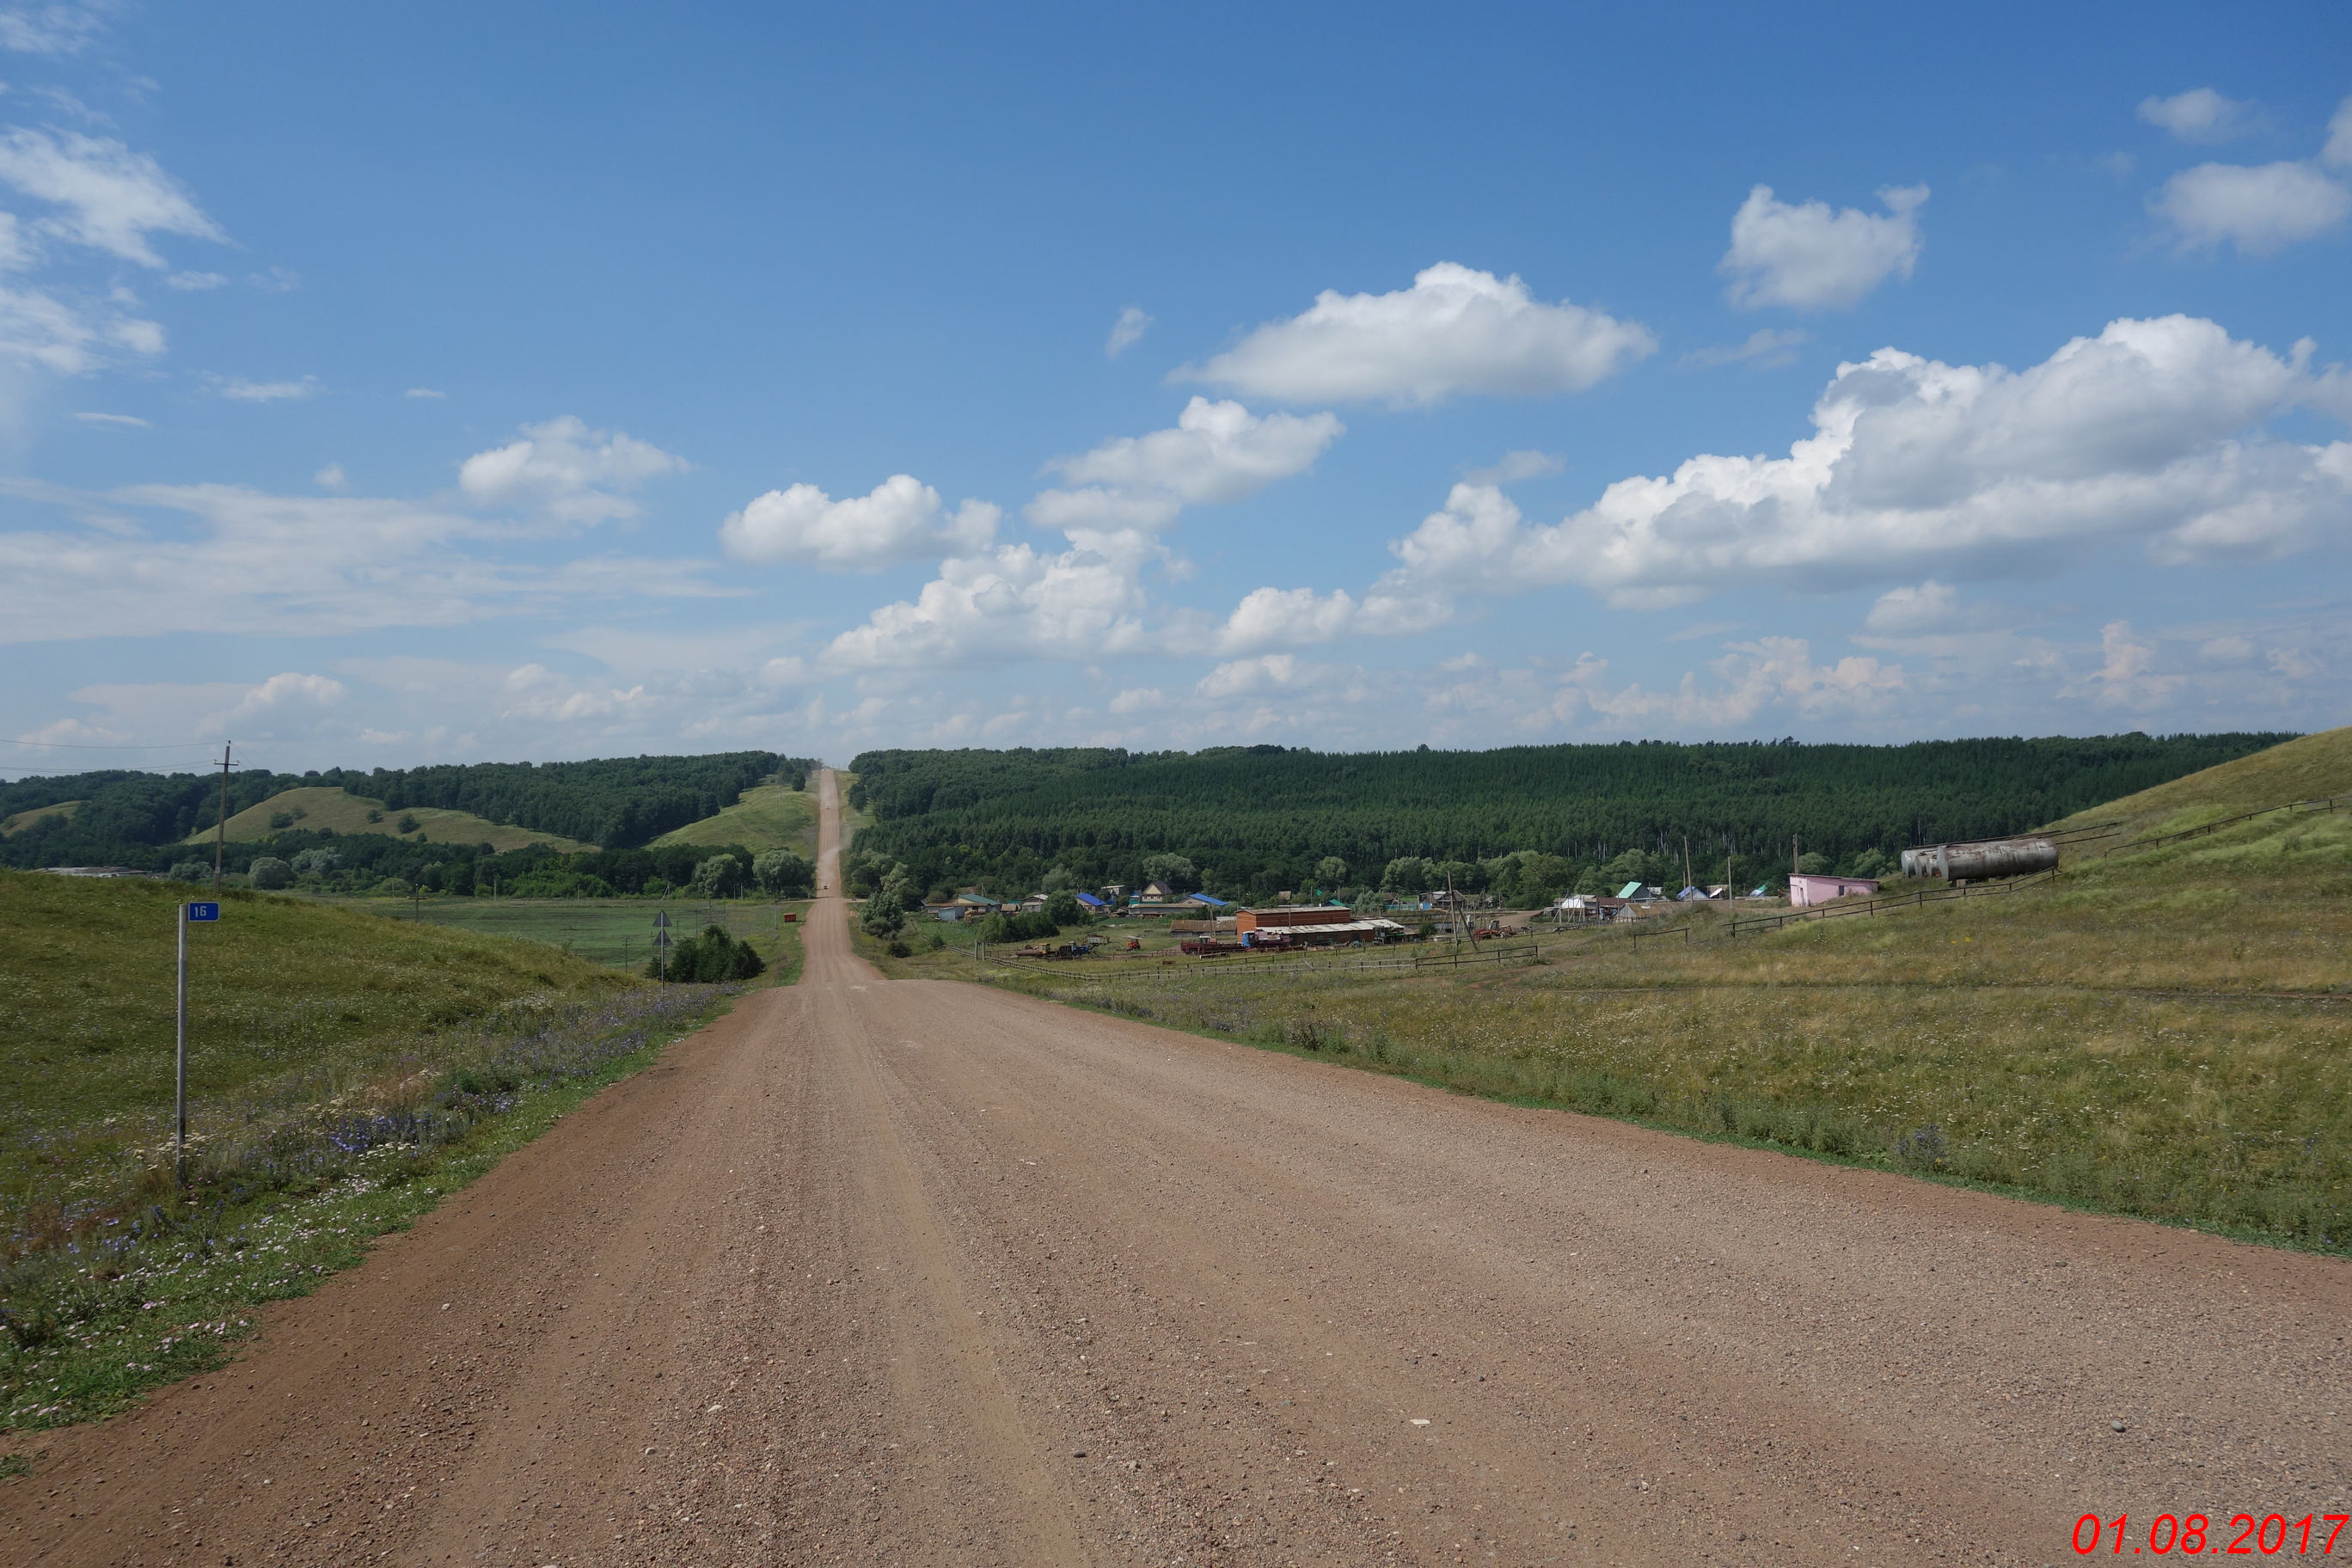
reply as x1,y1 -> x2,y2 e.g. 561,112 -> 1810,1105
845,733 -> 2293,904
155,834 -> 815,900
346,752 -> 817,848
1,753 -> 825,868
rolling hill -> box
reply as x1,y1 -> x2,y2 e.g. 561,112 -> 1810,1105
1,799 -> 81,836
2050,724 -> 2352,842
188,786 -> 591,853
652,779 -> 817,854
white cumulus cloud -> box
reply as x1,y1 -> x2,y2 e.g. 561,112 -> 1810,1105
1721,184 -> 1927,310
1027,396 -> 1341,538
719,475 -> 1000,570
2153,160 -> 2352,254
2137,88 -> 2254,144
824,540 -> 1150,670
1376,315 -> 2350,609
458,415 -> 686,525
1179,262 -> 1653,406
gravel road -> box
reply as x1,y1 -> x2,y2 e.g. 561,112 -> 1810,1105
8,770 -> 2346,1566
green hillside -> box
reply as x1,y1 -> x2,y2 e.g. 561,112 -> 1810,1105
1,799 -> 81,836
652,779 -> 817,854
193,785 -> 591,852
0,870 -> 727,1430
1,870 -> 635,1197
2052,725 -> 2352,842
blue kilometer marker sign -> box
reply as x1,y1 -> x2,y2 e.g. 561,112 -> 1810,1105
186,902 -> 220,922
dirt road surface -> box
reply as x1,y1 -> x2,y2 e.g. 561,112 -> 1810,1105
8,769 -> 2346,1565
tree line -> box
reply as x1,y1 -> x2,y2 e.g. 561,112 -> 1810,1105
1,751 -> 820,869
844,732 -> 2294,905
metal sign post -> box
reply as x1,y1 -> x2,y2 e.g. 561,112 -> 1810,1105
652,909 -> 671,982
177,901 -> 219,1186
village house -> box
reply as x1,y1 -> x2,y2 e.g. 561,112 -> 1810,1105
1788,873 -> 1879,907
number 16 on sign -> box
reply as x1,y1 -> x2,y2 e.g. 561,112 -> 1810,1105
177,901 -> 219,1185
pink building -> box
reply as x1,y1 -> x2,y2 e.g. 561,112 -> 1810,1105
1788,873 -> 1880,908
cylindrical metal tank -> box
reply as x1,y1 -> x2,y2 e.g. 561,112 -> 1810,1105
1901,836 -> 2058,882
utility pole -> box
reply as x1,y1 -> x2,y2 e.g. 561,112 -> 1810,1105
211,742 -> 233,895
1683,835 -> 1692,894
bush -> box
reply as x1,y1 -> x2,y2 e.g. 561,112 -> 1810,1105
291,847 -> 341,875
267,810 -> 295,830
1044,889 -> 1085,925
659,922 -> 765,982
886,939 -> 911,958
977,910 -> 1058,943
395,814 -> 421,834
167,860 -> 211,884
372,876 -> 413,897
248,855 -> 293,891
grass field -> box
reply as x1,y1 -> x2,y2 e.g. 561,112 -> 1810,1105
320,894 -> 812,974
0,871 -> 764,1430
195,785 -> 590,852
652,779 -> 817,854
874,728 -> 2352,1252
0,873 -> 641,1231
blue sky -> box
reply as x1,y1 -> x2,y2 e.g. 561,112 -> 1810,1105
2,1 -> 2349,775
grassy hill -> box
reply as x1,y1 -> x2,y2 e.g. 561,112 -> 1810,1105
891,731 -> 2352,1252
1,799 -> 82,836
189,785 -> 591,853
1,870 -> 636,1210
2050,724 -> 2352,842
0,869 -> 735,1430
652,779 -> 816,854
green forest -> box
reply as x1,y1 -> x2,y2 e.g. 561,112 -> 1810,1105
845,733 -> 2293,906
0,751 -> 818,872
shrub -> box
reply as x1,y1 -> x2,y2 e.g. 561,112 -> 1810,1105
395,814 -> 421,834
291,848 -> 340,875
167,860 -> 211,884
267,810 -> 295,830
373,876 -> 413,897
886,939 -> 911,958
660,922 -> 765,982
1044,889 -> 1085,925
248,856 -> 293,891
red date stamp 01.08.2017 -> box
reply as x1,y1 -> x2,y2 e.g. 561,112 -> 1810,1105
2073,1513 -> 2348,1556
